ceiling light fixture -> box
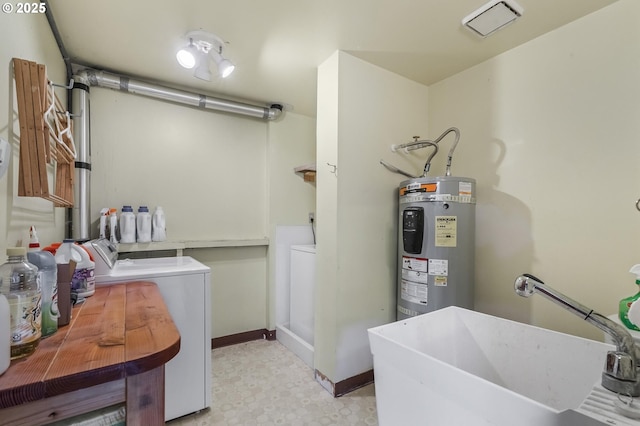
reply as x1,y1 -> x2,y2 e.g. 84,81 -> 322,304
176,30 -> 235,80
462,0 -> 524,38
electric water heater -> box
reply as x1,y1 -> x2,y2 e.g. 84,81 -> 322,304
397,176 -> 476,320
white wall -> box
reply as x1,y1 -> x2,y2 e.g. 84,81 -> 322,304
0,13 -> 66,254
428,0 -> 640,341
316,51 -> 429,383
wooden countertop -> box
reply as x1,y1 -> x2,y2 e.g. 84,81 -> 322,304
0,281 -> 180,424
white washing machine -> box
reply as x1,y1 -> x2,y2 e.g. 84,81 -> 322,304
84,239 -> 211,422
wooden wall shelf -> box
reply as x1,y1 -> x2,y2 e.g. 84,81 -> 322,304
13,58 -> 74,207
294,164 -> 316,182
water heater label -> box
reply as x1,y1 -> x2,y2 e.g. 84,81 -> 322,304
434,276 -> 448,286
401,280 -> 428,305
400,182 -> 437,196
429,259 -> 448,276
402,268 -> 428,284
435,216 -> 457,247
402,256 -> 428,273
459,181 -> 473,196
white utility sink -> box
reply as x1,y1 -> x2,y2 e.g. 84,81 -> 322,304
368,307 -> 640,425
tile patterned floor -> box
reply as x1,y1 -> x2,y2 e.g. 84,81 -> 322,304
167,339 -> 378,426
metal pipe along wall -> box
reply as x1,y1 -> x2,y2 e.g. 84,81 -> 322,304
78,69 -> 283,120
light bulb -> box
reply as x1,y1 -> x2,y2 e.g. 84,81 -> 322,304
176,41 -> 198,69
210,50 -> 235,78
218,59 -> 235,78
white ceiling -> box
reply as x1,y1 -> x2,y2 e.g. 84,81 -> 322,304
49,0 -> 617,117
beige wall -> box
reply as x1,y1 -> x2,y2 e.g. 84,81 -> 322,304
189,245 -> 268,337
0,13 -> 66,254
266,112 -> 317,329
428,0 -> 640,341
316,51 -> 429,383
88,87 -> 316,338
89,89 -> 268,241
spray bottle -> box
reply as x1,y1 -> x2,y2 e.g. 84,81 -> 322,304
109,208 -> 119,244
619,264 -> 640,331
99,208 -> 109,239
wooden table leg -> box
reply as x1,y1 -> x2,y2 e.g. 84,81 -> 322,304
126,366 -> 165,425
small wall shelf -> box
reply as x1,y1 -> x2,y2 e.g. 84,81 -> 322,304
117,238 -> 269,256
294,164 -> 316,182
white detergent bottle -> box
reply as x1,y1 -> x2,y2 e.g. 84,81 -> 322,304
152,206 -> 166,242
137,206 -> 152,243
0,293 -> 9,375
119,205 -> 136,243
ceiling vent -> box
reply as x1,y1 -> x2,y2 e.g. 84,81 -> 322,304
462,0 -> 524,37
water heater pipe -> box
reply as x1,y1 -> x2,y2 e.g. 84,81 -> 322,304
397,127 -> 460,176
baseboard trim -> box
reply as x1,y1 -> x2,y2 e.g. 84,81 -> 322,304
315,369 -> 375,397
211,328 -> 277,349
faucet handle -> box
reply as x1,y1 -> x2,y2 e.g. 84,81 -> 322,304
605,351 -> 637,382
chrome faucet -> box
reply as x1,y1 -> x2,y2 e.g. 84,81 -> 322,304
515,273 -> 640,396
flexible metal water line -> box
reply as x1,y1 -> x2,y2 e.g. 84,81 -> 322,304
379,160 -> 416,179
381,126 -> 460,179
380,140 -> 438,179
420,141 -> 439,176
393,127 -> 460,177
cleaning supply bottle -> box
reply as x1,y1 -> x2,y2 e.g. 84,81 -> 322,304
109,208 -> 119,244
99,207 -> 109,239
619,264 -> 640,331
55,240 -> 77,327
71,245 -> 95,298
152,206 -> 166,242
57,241 -> 95,298
137,206 -> 152,243
0,293 -> 9,374
26,226 -> 58,338
0,247 -> 42,359
27,225 -> 41,253
119,205 -> 136,243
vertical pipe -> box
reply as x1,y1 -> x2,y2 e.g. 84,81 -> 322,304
71,75 -> 91,242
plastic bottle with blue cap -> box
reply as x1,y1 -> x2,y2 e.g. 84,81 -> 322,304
119,205 -> 136,243
137,206 -> 152,243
